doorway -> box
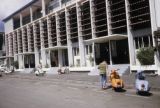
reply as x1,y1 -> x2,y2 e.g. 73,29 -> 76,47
50,50 -> 58,67
24,54 -> 35,68
111,39 -> 129,64
95,42 -> 110,65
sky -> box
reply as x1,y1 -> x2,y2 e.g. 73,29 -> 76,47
0,0 -> 32,32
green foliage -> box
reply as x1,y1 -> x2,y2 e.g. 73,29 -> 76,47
137,47 -> 154,65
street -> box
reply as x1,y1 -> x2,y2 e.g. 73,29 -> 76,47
0,75 -> 160,108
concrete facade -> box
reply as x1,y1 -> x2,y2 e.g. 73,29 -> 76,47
3,0 -> 160,75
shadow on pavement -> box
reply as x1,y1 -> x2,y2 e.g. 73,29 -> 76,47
138,92 -> 153,97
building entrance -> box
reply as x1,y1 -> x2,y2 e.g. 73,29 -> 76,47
24,54 -> 35,68
50,50 -> 58,67
95,42 -> 110,65
111,39 -> 129,64
62,49 -> 69,66
94,39 -> 129,65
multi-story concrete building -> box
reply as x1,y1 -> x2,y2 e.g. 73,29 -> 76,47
3,0 -> 160,75
0,21 -> 6,65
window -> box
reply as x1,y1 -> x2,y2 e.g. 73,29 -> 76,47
134,35 -> 152,49
48,0 -> 59,12
61,0 -> 71,4
85,45 -> 92,55
143,36 -> 149,47
73,47 -> 79,56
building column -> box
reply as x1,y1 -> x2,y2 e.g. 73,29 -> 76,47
149,0 -> 160,75
106,0 -> 112,35
55,13 -> 60,46
30,7 -> 33,22
21,27 -> 25,53
8,34 -> 11,57
65,8 -> 74,67
27,25 -> 31,52
42,0 -> 46,17
17,29 -> 24,69
40,20 -> 47,67
76,2 -> 86,67
46,17 -> 52,68
47,17 -> 52,48
33,23 -> 40,67
55,13 -> 63,67
125,0 -> 136,67
20,14 -> 23,27
58,49 -> 63,67
13,32 -> 16,55
106,0 -> 113,65
90,0 -> 96,66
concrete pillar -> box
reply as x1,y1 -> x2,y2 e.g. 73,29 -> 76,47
17,30 -> 20,54
106,0 -> 113,65
89,0 -> 96,39
55,13 -> 60,46
33,23 -> 40,67
39,20 -> 44,49
18,55 -> 24,69
76,3 -> 86,67
30,7 -> 33,22
105,0 -> 112,35
34,51 -> 40,67
46,50 -> 51,68
41,49 -> 47,68
58,49 -> 63,67
8,34 -> 11,56
13,32 -> 16,55
90,0 -> 96,66
27,25 -> 31,52
59,0 -> 62,8
21,27 -> 25,53
42,0 -> 46,17
109,40 -> 113,65
65,8 -> 74,66
125,0 -> 136,67
39,20 -> 47,67
20,14 -> 23,27
149,0 -> 160,75
47,17 -> 52,48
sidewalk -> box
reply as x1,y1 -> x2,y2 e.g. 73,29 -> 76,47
2,72 -> 160,91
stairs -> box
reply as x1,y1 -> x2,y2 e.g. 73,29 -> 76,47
47,67 -> 59,74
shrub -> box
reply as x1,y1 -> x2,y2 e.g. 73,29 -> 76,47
137,47 -> 154,65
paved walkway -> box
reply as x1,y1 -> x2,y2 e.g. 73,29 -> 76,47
1,72 -> 160,91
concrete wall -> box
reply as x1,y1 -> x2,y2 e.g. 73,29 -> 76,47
4,19 -> 13,34
155,0 -> 160,28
